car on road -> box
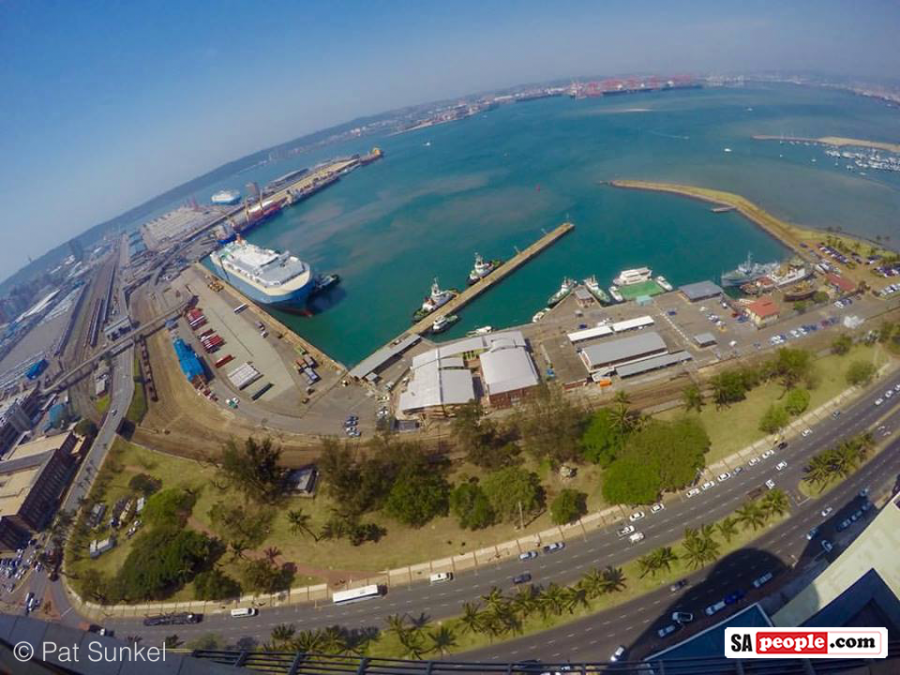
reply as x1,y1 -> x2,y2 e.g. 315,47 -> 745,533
887,390 -> 895,399
701,480 -> 715,491
705,600 -> 727,616
821,540 -> 833,553
836,518 -> 851,532
111,408 -> 117,416
617,525 -> 635,537
761,449 -> 775,459
725,590 -> 745,605
748,457 -> 760,467
850,510 -> 862,522
765,479 -> 776,489
669,579 -> 688,593
519,551 -> 538,561
821,506 -> 833,518
629,511 -> 645,522
875,398 -> 884,406
859,487 -> 870,498
542,542 -> 565,554
610,646 -> 626,662
657,624 -> 678,638
752,572 -> 774,589
672,611 -> 694,623
831,410 -> 841,419
628,532 -> 645,544
732,466 -> 743,476
685,488 -> 701,498
776,461 -> 787,471
777,441 -> 788,450
650,503 -> 665,514
230,607 -> 259,618
862,501 -> 872,512
512,573 -> 532,585
801,428 -> 812,437
717,472 -> 731,482
806,526 -> 820,540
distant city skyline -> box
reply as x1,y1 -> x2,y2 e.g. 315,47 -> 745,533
1,0 -> 899,281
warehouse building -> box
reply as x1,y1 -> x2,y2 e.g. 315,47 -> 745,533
397,354 -> 475,418
480,342 -> 540,408
745,296 -> 781,328
578,331 -> 668,374
0,432 -> 77,550
679,280 -> 724,303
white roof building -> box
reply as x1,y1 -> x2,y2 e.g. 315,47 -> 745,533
398,355 -> 475,416
480,344 -> 539,397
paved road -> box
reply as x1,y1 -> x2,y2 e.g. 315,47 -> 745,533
62,369 -> 900,648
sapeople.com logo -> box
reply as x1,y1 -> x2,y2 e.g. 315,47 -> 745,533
725,627 -> 888,659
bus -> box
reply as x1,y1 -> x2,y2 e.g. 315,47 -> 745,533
233,303 -> 248,314
332,584 -> 383,605
250,382 -> 273,400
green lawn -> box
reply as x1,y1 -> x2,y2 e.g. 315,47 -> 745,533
659,344 -> 887,464
126,353 -> 148,424
95,394 -> 110,416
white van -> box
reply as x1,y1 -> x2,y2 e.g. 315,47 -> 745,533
429,572 -> 453,585
230,607 -> 259,618
628,532 -> 645,544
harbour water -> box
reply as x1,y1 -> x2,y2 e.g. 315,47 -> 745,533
204,84 -> 900,365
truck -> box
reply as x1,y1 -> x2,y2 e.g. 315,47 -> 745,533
142,612 -> 203,627
214,354 -> 234,368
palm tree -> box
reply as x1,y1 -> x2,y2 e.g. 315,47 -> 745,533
681,536 -> 707,570
835,442 -> 860,477
510,585 -> 538,619
294,629 -> 324,653
459,602 -> 483,636
858,432 -> 875,457
270,624 -> 296,647
428,625 -> 457,657
481,587 -> 507,615
760,489 -> 790,519
287,508 -> 319,541
578,568 -> 605,599
385,614 -> 408,639
398,629 -> 427,659
601,566 -> 627,594
804,454 -> 834,488
735,501 -> 767,531
264,546 -> 281,563
637,552 -> 657,578
682,385 -> 704,413
228,539 -> 249,561
163,635 -> 183,649
539,583 -> 567,616
653,546 -> 678,574
562,586 -> 589,613
319,626 -> 348,655
609,402 -> 634,433
717,517 -> 739,544
613,390 -> 631,406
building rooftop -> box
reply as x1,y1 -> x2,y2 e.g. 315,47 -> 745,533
580,331 -> 667,370
826,272 -> 856,294
5,434 -> 67,463
480,344 -> 539,395
399,355 -> 475,413
746,296 -> 780,318
616,350 -> 692,378
694,332 -> 717,346
679,280 -> 724,301
412,330 -> 527,368
0,434 -> 69,517
348,334 -> 422,380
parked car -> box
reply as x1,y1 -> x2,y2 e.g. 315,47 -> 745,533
519,551 -> 538,561
807,526 -> 820,540
650,503 -> 665,514
776,461 -> 787,471
610,646 -> 626,662
821,540 -> 833,553
765,479 -> 776,489
657,624 -> 678,638
512,573 -> 532,585
701,480 -> 716,491
705,600 -> 727,616
821,506 -> 833,518
836,518 -> 851,532
801,429 -> 812,437
672,611 -> 694,623
685,488 -> 701,498
542,542 -> 565,554
669,579 -> 688,593
752,572 -> 774,589
629,511 -> 645,522
617,525 -> 635,537
717,472 -> 731,482
724,590 -> 745,605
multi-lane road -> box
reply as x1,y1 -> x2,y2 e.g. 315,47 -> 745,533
42,367 -> 895,654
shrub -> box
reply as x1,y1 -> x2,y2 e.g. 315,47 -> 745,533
449,482 -> 495,530
550,489 -> 587,525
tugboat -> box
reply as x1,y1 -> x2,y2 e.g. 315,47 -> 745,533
312,273 -> 341,294
655,275 -> 673,292
547,278 -> 577,307
467,253 -> 502,285
413,278 -> 457,321
584,275 -> 612,304
466,325 -> 493,337
608,285 -> 625,303
431,314 -> 459,334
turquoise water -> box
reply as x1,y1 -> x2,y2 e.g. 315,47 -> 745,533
217,84 -> 900,365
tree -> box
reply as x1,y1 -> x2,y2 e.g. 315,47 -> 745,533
428,625 -> 457,657
717,517 -> 739,544
637,553 -> 658,579
682,384 -> 704,413
831,334 -> 852,356
287,508 -> 318,541
735,501 -> 767,531
813,290 -> 829,304
241,558 -> 292,595
79,568 -> 110,603
142,488 -> 196,528
760,489 -> 790,519
562,586 -> 589,613
451,402 -> 515,469
385,614 -> 409,639
601,454 -> 660,505
539,582 -> 566,616
208,500 -> 274,548
626,418 -> 709,492
449,482 -> 495,530
75,419 -> 98,437
219,436 -> 288,504
878,321 -> 895,344
846,360 -> 876,386
512,384 -> 586,465
128,473 -> 162,496
773,347 -> 812,390
759,404 -> 789,434
510,585 -> 539,619
600,566 -> 626,594
804,452 -> 836,488
580,409 -> 624,466
194,569 -> 242,601
384,469 -> 449,527
784,388 -> 810,416
481,467 -> 544,523
264,546 -> 281,563
549,489 -> 587,525
163,635 -> 183,649
270,624 -> 296,647
459,602 -> 483,636
710,369 -> 751,408
578,568 -> 605,599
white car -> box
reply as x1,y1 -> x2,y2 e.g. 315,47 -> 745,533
894,384 -> 900,393
887,390 -> 894,399
748,457 -> 760,467
701,480 -> 716,491
875,398 -> 884,406
685,488 -> 701,498
821,506 -> 833,518
628,532 -> 645,544
761,449 -> 775,459
776,461 -> 787,471
765,479 -> 776,489
801,428 -> 812,437
705,600 -> 727,616
650,503 -> 665,514
629,511 -> 645,522
617,525 -> 635,537
610,646 -> 626,662
717,472 -> 731,482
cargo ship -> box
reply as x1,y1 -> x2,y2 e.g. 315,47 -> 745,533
721,253 -> 781,288
209,239 -> 315,309
211,190 -> 241,205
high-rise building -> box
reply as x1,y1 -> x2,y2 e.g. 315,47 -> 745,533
68,237 -> 84,261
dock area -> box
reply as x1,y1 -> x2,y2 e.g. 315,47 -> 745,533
410,220 -> 575,335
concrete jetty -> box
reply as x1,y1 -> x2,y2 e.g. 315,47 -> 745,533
410,220 -> 575,335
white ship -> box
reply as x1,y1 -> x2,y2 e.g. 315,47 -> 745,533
583,275 -> 611,304
532,309 -> 549,323
608,286 -> 624,303
466,326 -> 493,337
467,253 -> 500,285
211,189 -> 241,205
209,240 -> 315,308
655,275 -> 673,291
413,278 -> 457,320
431,314 -> 459,334
613,267 -> 653,286
547,278 -> 577,307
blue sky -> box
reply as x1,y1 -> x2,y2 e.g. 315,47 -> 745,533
1,0 -> 898,279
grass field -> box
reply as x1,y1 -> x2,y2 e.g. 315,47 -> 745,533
126,356 -> 148,425
659,344 -> 887,464
95,394 -> 110,415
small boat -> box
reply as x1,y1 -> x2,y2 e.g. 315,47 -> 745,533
547,278 -> 577,307
312,273 -> 341,294
467,326 -> 493,337
413,278 -> 457,321
583,275 -> 611,304
723,147 -> 733,153
655,275 -> 673,292
467,253 -> 502,285
431,314 -> 459,334
532,309 -> 549,323
608,285 -> 624,303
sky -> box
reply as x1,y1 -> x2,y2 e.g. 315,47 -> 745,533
1,0 -> 899,281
